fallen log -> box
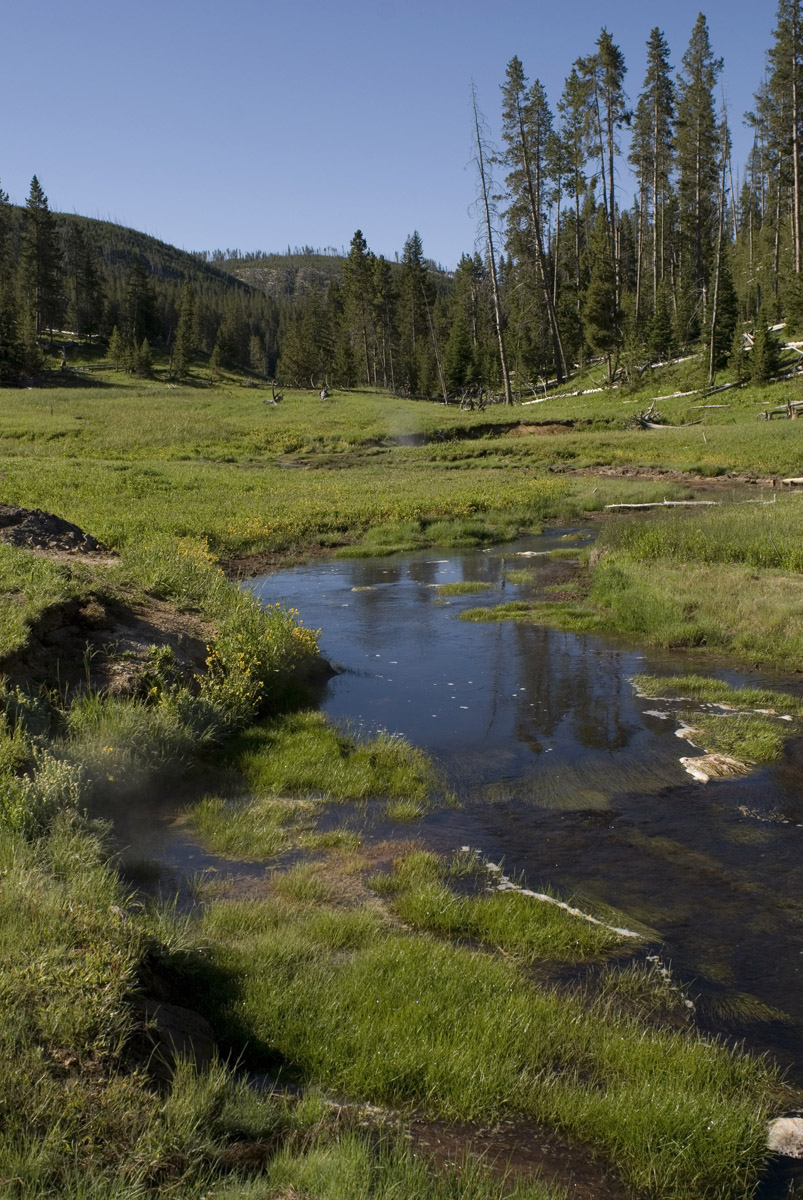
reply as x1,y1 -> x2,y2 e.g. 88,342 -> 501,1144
604,500 -> 718,510
636,417 -> 702,429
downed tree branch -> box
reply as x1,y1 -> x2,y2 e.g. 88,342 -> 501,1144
604,500 -> 718,510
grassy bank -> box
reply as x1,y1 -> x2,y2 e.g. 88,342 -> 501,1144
462,493 -> 803,668
197,873 -> 781,1200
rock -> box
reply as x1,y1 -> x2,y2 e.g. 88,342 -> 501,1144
679,753 -> 753,783
768,1117 -> 803,1158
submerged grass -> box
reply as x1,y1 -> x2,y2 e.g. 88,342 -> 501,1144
215,1131 -> 567,1200
190,711 -> 443,860
369,850 -> 631,963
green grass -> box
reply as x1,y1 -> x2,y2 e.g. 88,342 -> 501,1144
679,711 -> 790,763
1,376 -> 791,571
602,495 -> 803,572
226,710 -> 439,802
0,542 -> 87,657
464,552 -> 803,667
369,850 -> 633,963
504,567 -> 539,585
4,371 -> 803,1199
190,711 -> 443,860
198,893 -> 782,1200
632,673 -> 803,714
0,814 -> 309,1198
436,580 -> 495,595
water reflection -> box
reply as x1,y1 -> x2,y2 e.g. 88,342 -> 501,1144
246,531 -> 803,1075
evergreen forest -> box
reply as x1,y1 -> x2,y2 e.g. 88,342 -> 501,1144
1,7 -> 802,398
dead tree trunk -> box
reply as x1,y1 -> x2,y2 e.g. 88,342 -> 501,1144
472,85 -> 514,406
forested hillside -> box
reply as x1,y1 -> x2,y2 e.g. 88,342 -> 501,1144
0,4 -> 801,398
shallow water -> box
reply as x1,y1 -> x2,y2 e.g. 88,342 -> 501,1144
246,528 -> 803,1076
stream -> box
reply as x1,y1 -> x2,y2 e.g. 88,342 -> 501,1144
242,526 -> 803,1079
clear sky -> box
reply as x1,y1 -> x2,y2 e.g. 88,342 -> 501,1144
3,0 -> 775,269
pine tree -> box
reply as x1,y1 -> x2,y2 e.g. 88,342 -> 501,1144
371,255 -> 397,389
576,29 -> 628,285
709,249 -> 738,373
557,67 -> 590,314
63,224 -> 103,340
125,259 -> 156,347
107,325 -> 126,369
398,231 -> 435,393
249,334 -> 266,375
133,337 -> 153,377
20,176 -> 64,337
729,323 -> 750,382
648,285 -> 674,359
500,56 -> 566,381
443,310 -> 474,393
171,285 -> 195,378
765,0 -> 803,276
582,209 -> 622,380
0,181 -> 21,382
214,301 -> 249,370
676,15 -> 723,312
750,308 -> 782,382
342,230 -> 374,384
630,29 -> 675,312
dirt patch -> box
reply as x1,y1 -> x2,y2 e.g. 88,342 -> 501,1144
220,541 -> 350,581
0,504 -> 112,557
513,423 -> 575,436
0,593 -> 212,698
407,1116 -> 631,1200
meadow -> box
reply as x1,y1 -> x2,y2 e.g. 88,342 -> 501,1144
2,360 -> 803,1198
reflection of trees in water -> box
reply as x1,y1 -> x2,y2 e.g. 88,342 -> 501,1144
347,561 -> 402,589
407,559 -> 440,586
510,624 -> 634,753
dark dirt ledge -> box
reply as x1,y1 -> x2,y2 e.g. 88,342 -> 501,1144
0,592 -> 213,698
0,503 -> 112,557
0,506 -> 213,697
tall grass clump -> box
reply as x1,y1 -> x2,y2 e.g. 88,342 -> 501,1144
372,851 -> 629,963
199,896 -> 782,1200
679,711 -> 790,763
225,710 -> 438,802
601,497 -> 803,572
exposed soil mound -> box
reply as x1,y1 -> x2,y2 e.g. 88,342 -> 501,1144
0,504 -> 108,554
0,594 -> 212,698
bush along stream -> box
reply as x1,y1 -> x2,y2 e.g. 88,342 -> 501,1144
2,520 -> 803,1197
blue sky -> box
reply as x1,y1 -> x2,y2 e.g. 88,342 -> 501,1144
3,0 -> 775,268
